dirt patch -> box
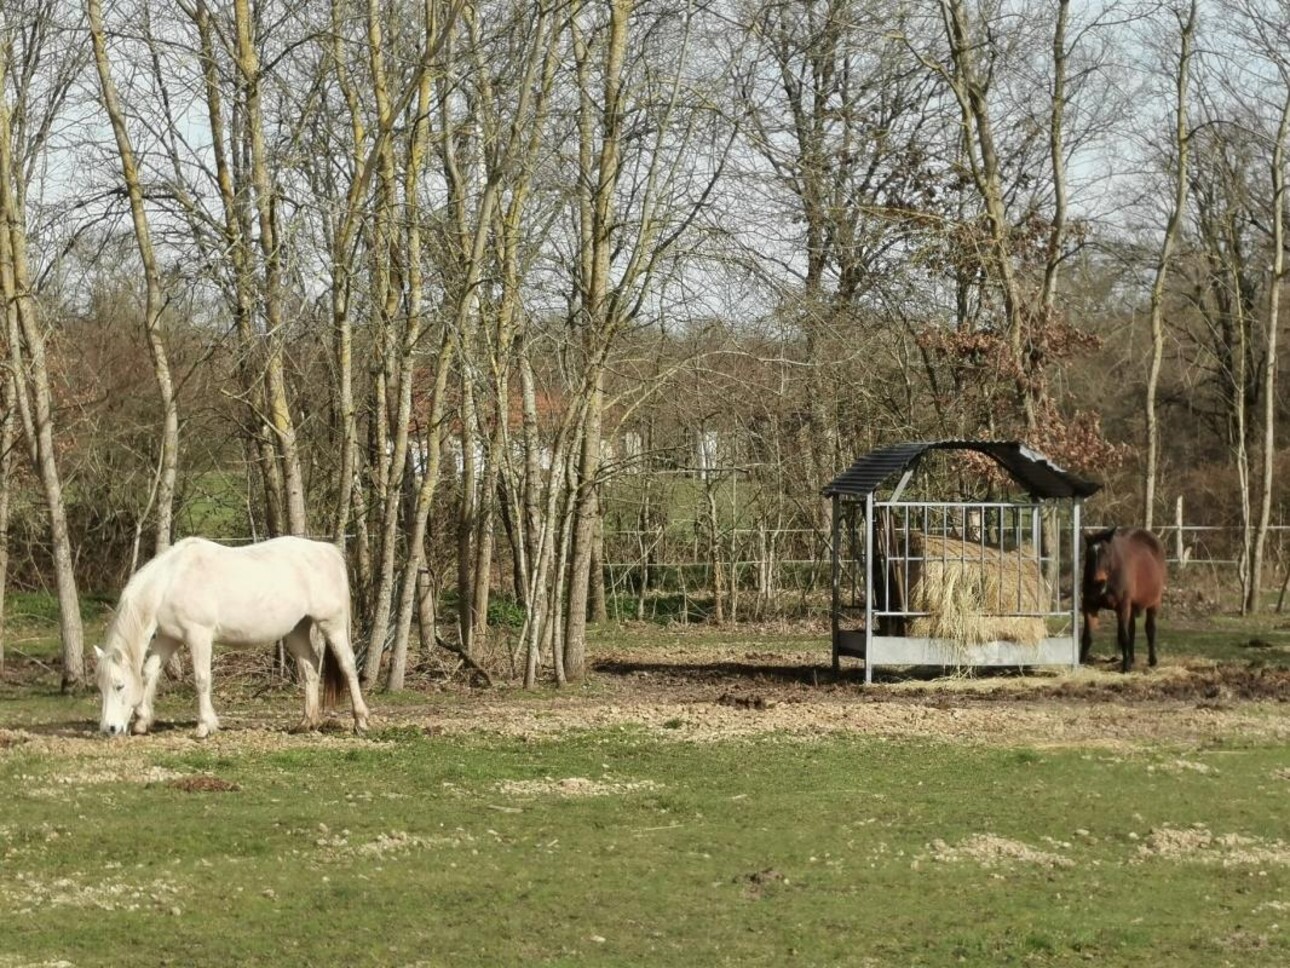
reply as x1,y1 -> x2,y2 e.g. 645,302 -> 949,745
23,763 -> 188,797
416,687 -> 1288,749
1133,823 -> 1290,866
0,727 -> 382,762
495,776 -> 663,798
167,775 -> 240,793
311,826 -> 467,859
1146,759 -> 1217,776
924,834 -> 1075,869
715,692 -> 774,711
0,871 -> 184,913
737,867 -> 786,899
3,643 -> 1288,755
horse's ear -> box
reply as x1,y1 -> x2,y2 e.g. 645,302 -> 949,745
94,645 -> 105,662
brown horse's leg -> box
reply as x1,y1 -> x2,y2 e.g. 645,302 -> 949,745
1129,606 -> 1141,670
1080,612 -> 1097,663
1117,605 -> 1133,673
1145,608 -> 1159,667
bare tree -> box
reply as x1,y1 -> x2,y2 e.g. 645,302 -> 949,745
0,4 -> 85,690
86,0 -> 180,558
0,371 -> 14,673
557,0 -> 735,679
1227,0 -> 1290,612
232,0 -> 307,535
739,0 -> 936,517
1143,0 -> 1196,532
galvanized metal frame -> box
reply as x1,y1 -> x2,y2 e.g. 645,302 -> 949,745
829,489 -> 1087,683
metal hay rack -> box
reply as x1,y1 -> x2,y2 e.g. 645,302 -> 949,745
823,441 -> 1102,683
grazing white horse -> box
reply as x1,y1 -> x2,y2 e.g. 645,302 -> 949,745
95,536 -> 370,738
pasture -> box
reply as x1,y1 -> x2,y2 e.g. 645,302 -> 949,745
2,604 -> 1289,966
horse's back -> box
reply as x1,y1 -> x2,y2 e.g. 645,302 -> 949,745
154,537 -> 350,644
1121,529 -> 1166,606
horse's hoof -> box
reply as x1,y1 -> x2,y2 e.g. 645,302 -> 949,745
195,721 -> 219,739
132,720 -> 151,736
352,715 -> 369,734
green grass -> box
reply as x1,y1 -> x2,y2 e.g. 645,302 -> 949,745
174,470 -> 248,540
3,593 -> 1290,965
0,729 -> 1287,966
1120,616 -> 1290,668
3,590 -> 115,631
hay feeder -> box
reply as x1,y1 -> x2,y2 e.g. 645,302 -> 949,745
823,441 -> 1101,683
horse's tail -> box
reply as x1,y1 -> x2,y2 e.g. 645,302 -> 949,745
320,543 -> 354,710
322,642 -> 344,710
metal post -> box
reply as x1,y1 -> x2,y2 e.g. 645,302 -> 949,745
831,496 -> 841,676
864,492 -> 874,684
1071,499 -> 1082,670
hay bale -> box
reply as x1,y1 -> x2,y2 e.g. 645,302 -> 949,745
903,533 -> 1049,648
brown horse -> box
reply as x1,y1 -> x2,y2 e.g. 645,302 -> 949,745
1080,527 -> 1166,672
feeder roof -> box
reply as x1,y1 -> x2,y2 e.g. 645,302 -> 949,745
821,440 -> 1102,501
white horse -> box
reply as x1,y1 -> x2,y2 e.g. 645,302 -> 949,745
95,536 -> 370,738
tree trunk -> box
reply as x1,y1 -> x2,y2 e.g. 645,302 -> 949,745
1143,0 -> 1195,532
381,8 -> 436,688
88,0 -> 180,556
706,479 -> 725,624
0,372 -> 14,674
457,374 -> 479,656
564,372 -> 603,679
0,53 -> 83,690
191,0 -> 280,540
1247,91 -> 1289,613
234,0 -> 308,536
940,0 -> 1034,431
590,494 -> 608,624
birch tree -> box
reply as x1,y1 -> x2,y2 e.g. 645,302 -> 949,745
86,0 -> 180,558
1143,0 -> 1196,532
0,3 -> 85,689
556,0 -> 735,680
0,371 -> 14,672
1228,0 -> 1290,612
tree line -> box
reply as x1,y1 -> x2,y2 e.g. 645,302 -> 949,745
0,0 -> 1287,690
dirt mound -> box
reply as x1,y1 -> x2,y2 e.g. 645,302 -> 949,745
167,775 -> 240,793
593,652 -> 1290,707
1008,663 -> 1290,704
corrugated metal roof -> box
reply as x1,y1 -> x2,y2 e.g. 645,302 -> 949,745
821,440 -> 1102,500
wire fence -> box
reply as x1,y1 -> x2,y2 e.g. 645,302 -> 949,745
590,517 -> 1290,625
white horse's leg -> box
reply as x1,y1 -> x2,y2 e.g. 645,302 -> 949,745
316,616 -> 370,732
133,635 -> 180,735
187,629 -> 220,738
284,619 -> 323,732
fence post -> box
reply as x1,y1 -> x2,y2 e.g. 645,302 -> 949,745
1175,495 -> 1185,569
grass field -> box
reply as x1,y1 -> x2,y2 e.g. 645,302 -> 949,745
1,601 -> 1288,967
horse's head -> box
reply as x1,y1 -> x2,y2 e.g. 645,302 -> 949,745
1083,528 -> 1119,600
94,645 -> 142,736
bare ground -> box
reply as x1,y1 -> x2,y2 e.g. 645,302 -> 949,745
417,652 -> 1290,748
2,640 -> 1288,755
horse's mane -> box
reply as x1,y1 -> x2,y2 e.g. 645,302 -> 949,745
104,548 -> 173,667
1085,526 -> 1118,545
